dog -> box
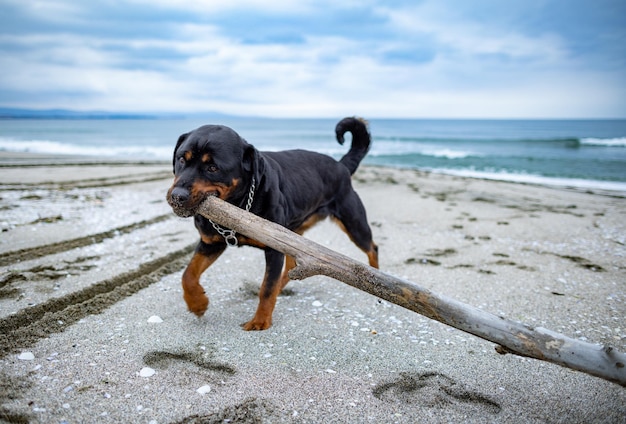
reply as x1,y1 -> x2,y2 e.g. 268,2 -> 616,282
166,117 -> 378,330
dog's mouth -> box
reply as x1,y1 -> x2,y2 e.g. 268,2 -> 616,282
166,187 -> 221,218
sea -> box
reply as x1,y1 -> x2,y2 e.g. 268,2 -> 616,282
1,117 -> 625,192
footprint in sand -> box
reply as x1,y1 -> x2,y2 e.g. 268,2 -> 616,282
424,248 -> 457,257
143,349 -> 236,377
405,257 -> 440,266
0,256 -> 100,299
373,371 -> 501,415
404,248 -> 458,266
173,397 -> 276,424
0,372 -> 33,423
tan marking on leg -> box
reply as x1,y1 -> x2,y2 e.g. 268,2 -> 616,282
182,251 -> 221,316
279,255 -> 297,290
242,271 -> 282,331
367,242 -> 379,269
277,219 -> 320,290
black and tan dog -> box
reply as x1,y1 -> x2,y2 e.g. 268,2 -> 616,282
166,117 -> 378,330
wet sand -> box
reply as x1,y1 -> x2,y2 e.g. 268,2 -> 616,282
1,155 -> 625,423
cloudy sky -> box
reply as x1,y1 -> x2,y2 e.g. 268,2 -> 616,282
1,0 -> 625,118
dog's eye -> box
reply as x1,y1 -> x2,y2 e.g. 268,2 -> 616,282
206,164 -> 218,173
178,157 -> 185,166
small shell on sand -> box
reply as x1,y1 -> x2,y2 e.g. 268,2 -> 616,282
196,385 -> 212,395
139,367 -> 156,377
18,352 -> 35,360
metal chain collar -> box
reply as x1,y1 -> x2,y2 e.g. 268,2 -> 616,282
209,177 -> 255,247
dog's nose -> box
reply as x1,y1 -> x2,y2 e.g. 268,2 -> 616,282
170,187 -> 190,205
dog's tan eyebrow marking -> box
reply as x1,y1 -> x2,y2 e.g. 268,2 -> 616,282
201,153 -> 211,163
184,151 -> 193,161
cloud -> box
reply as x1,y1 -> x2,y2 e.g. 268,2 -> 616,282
0,0 -> 624,117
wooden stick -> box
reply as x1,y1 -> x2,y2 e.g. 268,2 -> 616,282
197,196 -> 626,387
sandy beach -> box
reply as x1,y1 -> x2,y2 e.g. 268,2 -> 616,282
0,154 -> 624,423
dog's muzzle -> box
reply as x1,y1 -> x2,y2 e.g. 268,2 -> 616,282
167,187 -> 195,218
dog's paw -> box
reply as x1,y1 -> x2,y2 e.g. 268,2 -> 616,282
184,292 -> 209,317
241,317 -> 272,331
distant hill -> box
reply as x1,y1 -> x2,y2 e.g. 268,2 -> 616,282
0,108 -> 238,119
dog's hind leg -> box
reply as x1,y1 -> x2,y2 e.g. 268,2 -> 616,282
333,192 -> 379,269
242,249 -> 285,331
182,241 -> 226,317
335,219 -> 379,268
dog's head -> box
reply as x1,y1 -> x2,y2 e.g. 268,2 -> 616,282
166,124 -> 257,218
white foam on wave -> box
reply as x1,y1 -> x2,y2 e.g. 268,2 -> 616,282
418,147 -> 473,159
368,141 -> 476,159
580,137 -> 626,147
428,167 -> 626,193
0,138 -> 171,160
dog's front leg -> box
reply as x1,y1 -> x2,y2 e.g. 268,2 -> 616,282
242,249 -> 285,331
182,241 -> 226,316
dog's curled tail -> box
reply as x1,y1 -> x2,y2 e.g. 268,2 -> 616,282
335,117 -> 371,175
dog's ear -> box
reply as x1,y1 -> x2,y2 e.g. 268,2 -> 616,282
172,132 -> 189,173
242,143 -> 257,173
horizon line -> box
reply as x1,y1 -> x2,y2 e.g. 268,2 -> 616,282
0,107 -> 624,121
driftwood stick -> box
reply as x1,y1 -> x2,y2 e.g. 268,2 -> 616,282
197,196 -> 626,387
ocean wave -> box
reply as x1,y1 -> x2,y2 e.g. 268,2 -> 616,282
427,167 -> 626,193
417,147 -> 474,159
580,137 -> 626,147
0,137 -> 476,161
0,138 -> 171,159
368,141 -> 476,159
